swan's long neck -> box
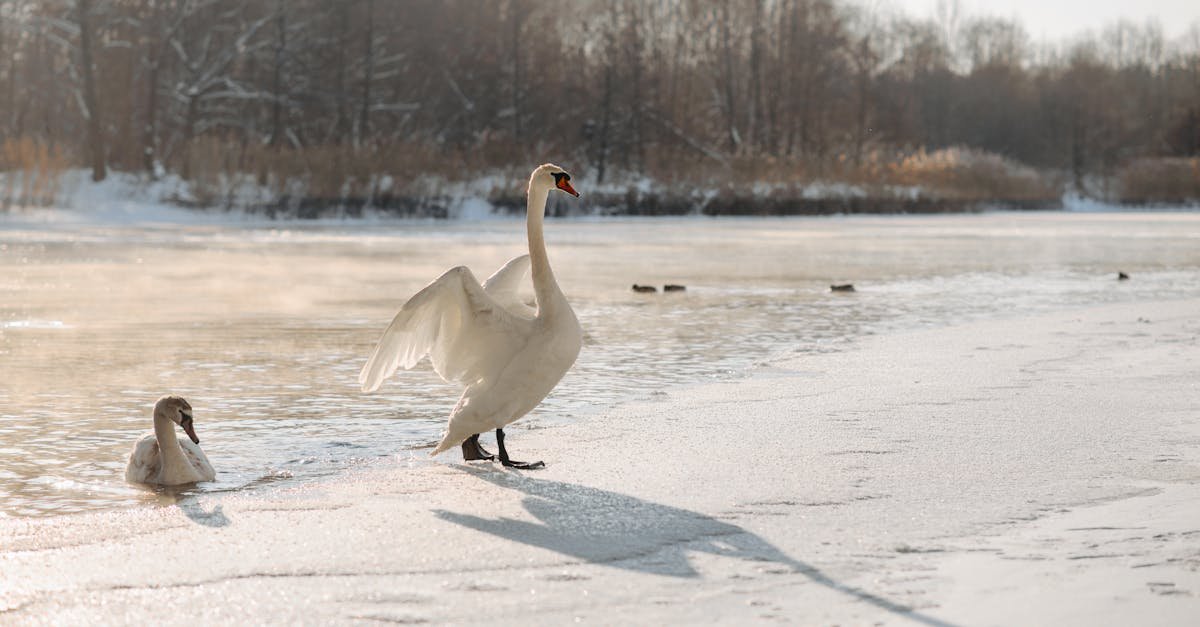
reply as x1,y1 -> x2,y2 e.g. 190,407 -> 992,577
526,182 -> 563,314
153,411 -> 188,473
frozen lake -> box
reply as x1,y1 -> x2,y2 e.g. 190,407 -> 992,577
2,211 -> 1199,517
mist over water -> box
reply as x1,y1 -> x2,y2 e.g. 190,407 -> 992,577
2,212 -> 1199,517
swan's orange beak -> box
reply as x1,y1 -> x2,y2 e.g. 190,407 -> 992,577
181,416 -> 200,444
556,178 -> 579,197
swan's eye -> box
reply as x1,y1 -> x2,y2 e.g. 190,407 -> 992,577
552,172 -> 565,184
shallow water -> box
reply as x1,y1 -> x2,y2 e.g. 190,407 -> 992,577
2,211 -> 1199,517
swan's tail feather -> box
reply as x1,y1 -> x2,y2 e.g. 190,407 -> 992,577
430,422 -> 476,457
430,439 -> 453,457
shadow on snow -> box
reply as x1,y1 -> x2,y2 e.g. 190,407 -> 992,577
435,465 -> 953,627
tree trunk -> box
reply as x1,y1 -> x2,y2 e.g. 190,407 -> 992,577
718,1 -> 739,153
596,60 -> 613,185
142,1 -> 163,177
626,1 -> 644,171
510,0 -> 524,142
183,95 -> 198,180
270,0 -> 286,147
357,0 -> 375,146
782,0 -> 798,156
853,36 -> 872,164
333,0 -> 350,142
143,58 -> 159,176
77,0 -> 107,181
0,12 -> 7,137
748,0 -> 764,153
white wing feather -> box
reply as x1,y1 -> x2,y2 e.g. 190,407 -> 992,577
180,439 -> 217,482
125,434 -> 160,483
359,264 -> 534,392
482,254 -> 535,318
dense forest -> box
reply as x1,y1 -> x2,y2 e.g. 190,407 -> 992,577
1,0 -> 1198,215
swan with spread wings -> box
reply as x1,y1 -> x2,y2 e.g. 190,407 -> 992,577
359,164 -> 582,469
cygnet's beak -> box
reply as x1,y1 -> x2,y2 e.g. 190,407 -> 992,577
556,177 -> 579,197
181,416 -> 200,444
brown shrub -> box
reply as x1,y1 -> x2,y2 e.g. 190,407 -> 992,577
1116,158 -> 1200,204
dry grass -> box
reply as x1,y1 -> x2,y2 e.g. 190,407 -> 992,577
575,147 -> 1064,216
618,147 -> 1060,205
169,139 -> 1061,215
1117,158 -> 1200,205
0,138 -> 71,209
884,148 -> 1060,202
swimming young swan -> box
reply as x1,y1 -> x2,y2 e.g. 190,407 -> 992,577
125,396 -> 216,485
359,164 -> 583,469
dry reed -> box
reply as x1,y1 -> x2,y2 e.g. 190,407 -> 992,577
1117,158 -> 1200,205
0,138 -> 70,209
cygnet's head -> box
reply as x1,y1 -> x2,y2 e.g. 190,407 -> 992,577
155,395 -> 200,444
530,163 -> 579,198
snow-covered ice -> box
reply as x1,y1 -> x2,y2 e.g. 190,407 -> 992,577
1,298 -> 1197,623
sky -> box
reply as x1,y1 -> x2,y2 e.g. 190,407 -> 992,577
895,0 -> 1200,42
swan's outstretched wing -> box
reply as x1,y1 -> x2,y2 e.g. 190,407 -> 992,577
360,265 -> 534,392
482,254 -> 535,317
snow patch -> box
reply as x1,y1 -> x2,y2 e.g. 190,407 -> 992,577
801,181 -> 869,199
1063,192 -> 1200,212
453,196 -> 496,220
1,169 -> 258,226
1062,193 -> 1124,213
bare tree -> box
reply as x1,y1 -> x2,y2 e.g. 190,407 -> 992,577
76,0 -> 105,180
0,0 -> 1195,204
167,5 -> 269,176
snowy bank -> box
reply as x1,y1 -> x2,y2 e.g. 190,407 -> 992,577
4,146 -> 1075,220
2,297 -> 1197,623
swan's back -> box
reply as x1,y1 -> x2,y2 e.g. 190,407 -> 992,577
124,432 -> 216,484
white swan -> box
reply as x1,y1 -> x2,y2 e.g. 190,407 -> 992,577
125,396 -> 216,485
360,164 -> 583,468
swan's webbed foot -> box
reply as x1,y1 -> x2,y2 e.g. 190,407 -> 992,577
461,434 -> 495,461
501,458 -> 546,469
496,428 -> 545,470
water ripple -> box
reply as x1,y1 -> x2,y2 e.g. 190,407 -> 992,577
2,214 -> 1199,516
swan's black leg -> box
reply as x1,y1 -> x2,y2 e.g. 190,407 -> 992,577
461,434 -> 495,461
496,428 -> 545,469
